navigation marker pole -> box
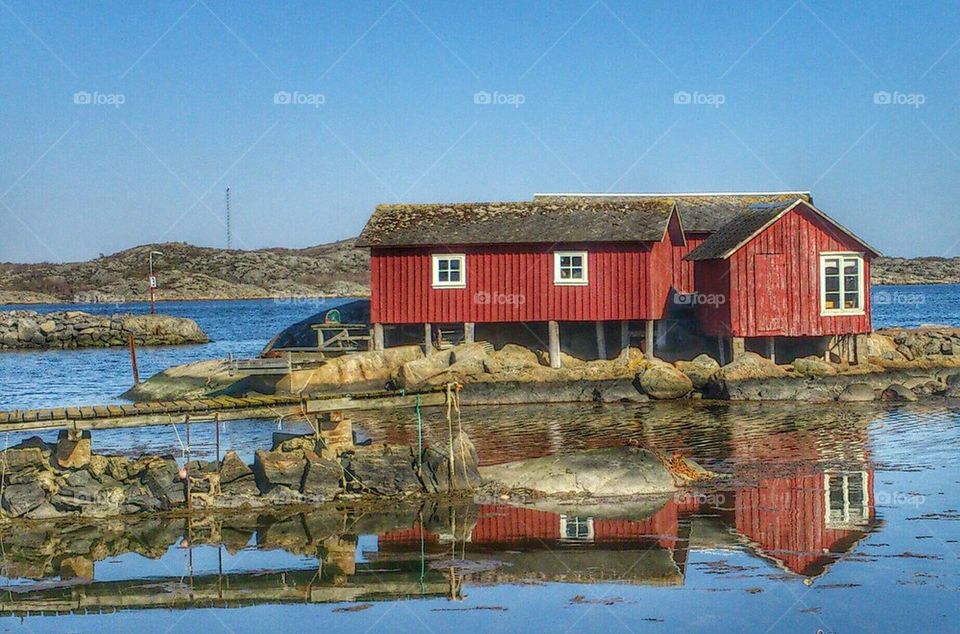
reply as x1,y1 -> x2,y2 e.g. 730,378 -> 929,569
226,187 -> 232,250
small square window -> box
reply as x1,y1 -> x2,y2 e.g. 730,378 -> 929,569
432,254 -> 466,288
554,251 -> 588,285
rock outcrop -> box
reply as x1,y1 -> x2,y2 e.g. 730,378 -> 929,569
480,447 -> 679,497
0,310 -> 208,350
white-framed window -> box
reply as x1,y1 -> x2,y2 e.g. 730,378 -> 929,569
559,515 -> 595,542
554,251 -> 588,285
824,471 -> 870,528
820,252 -> 865,315
431,254 -> 466,289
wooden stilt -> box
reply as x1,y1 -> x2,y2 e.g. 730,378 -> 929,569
767,337 -> 776,364
718,336 -> 727,366
595,321 -> 606,360
645,320 -> 655,359
548,321 -> 561,369
620,320 -> 630,353
372,323 -> 384,351
424,323 -> 433,353
464,322 -> 475,344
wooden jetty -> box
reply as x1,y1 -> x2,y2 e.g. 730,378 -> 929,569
0,387 -> 449,434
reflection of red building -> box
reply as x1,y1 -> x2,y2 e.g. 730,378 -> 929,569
377,469 -> 876,582
728,470 -> 876,577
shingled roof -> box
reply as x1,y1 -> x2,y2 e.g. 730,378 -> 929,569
685,199 -> 882,260
355,200 -> 677,247
534,192 -> 812,233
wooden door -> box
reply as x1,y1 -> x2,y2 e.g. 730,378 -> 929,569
754,253 -> 786,333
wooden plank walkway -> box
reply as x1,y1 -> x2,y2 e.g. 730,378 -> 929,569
0,387 -> 450,433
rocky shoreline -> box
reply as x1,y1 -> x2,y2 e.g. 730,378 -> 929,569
0,310 -> 208,350
0,428 -> 704,522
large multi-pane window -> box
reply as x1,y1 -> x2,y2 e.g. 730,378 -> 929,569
820,253 -> 864,314
432,254 -> 466,288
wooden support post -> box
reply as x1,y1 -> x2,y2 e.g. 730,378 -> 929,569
595,321 -> 607,360
620,320 -> 630,353
732,337 -> 746,361
767,337 -> 776,364
718,336 -> 727,366
424,323 -> 433,353
372,323 -> 384,351
645,320 -> 655,359
548,321 -> 561,369
464,322 -> 475,344
128,335 -> 140,385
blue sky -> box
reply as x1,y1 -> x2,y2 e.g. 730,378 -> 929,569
2,0 -> 959,262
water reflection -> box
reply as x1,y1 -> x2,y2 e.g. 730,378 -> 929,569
0,478 -> 877,613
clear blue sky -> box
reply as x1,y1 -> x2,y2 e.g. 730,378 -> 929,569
2,0 -> 959,262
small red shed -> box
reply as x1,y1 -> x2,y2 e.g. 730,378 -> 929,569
686,199 -> 880,362
356,199 -> 687,365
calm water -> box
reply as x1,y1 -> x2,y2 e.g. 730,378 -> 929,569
0,288 -> 957,632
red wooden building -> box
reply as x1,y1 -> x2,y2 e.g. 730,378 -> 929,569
356,192 -> 879,365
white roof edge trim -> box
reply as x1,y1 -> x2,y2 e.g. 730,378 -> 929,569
534,191 -> 812,198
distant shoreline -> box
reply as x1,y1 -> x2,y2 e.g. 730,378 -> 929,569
1,240 -> 958,306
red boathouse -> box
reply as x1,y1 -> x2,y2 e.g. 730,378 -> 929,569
356,192 -> 879,365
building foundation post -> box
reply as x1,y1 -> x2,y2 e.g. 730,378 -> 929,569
718,336 -> 727,366
595,321 -> 607,360
854,333 -> 869,365
732,337 -> 746,361
766,337 -> 776,364
645,320 -> 655,359
464,322 -> 475,344
372,323 -> 384,351
548,321 -> 561,369
620,320 -> 630,353
424,323 -> 433,353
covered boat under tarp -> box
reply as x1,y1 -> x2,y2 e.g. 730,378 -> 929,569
260,298 -> 371,358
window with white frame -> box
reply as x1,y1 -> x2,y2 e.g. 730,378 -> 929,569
431,254 -> 465,288
554,251 -> 588,285
820,253 -> 864,315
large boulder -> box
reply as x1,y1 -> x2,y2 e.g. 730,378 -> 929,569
481,447 -> 677,496
881,384 -> 918,402
492,344 -> 542,371
0,437 -> 51,473
792,356 -> 838,377
1,482 -> 47,517
675,354 -> 720,389
253,450 -> 306,492
141,456 -> 186,508
341,444 -> 421,495
838,383 -> 876,402
300,451 -> 343,501
55,434 -> 92,469
636,360 -> 693,399
393,351 -> 453,388
419,432 -> 481,493
715,352 -> 788,382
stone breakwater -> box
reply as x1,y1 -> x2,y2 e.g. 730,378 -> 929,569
0,431 -> 482,521
0,310 -> 208,350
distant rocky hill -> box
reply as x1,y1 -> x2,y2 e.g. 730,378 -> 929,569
0,240 -> 369,304
0,242 -> 955,305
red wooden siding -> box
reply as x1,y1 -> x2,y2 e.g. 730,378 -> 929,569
694,203 -> 873,337
670,234 -> 707,293
370,242 -> 654,324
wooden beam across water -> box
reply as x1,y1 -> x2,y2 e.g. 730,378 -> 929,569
0,387 -> 449,433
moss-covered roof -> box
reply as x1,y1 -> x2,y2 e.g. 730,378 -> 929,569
356,199 -> 676,247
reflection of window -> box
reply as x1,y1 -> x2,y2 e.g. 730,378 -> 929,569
820,253 -> 864,315
559,515 -> 594,541
824,471 -> 870,528
432,254 -> 466,288
554,251 -> 588,285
